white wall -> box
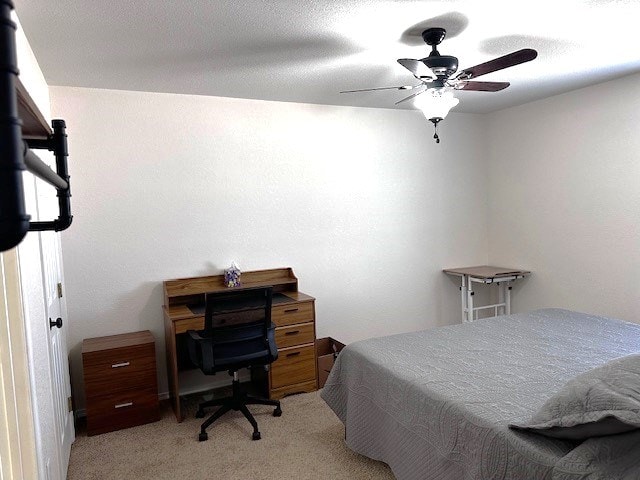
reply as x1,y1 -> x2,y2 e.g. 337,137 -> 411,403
486,72 -> 640,323
49,86 -> 488,404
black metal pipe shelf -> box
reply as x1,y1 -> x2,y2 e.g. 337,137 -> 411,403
0,0 -> 73,252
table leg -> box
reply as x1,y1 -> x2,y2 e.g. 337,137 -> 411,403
164,319 -> 182,422
466,275 -> 474,322
460,275 -> 467,323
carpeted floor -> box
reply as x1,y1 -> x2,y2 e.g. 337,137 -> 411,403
67,390 -> 394,479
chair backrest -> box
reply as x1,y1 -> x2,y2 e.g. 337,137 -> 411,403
204,286 -> 273,333
196,286 -> 275,372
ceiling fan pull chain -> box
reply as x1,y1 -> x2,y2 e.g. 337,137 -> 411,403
430,117 -> 441,143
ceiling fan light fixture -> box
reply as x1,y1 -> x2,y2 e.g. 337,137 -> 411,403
414,88 -> 459,121
414,88 -> 459,144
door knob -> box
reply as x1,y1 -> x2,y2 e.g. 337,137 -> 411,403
49,317 -> 63,329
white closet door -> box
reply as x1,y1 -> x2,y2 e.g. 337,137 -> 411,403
21,157 -> 75,480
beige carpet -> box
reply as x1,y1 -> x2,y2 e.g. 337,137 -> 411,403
67,390 -> 394,479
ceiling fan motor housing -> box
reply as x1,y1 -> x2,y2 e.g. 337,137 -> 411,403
422,55 -> 459,78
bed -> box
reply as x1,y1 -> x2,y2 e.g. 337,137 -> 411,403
321,308 -> 640,480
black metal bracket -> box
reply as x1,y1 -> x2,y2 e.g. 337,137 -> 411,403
26,120 -> 73,233
0,0 -> 72,252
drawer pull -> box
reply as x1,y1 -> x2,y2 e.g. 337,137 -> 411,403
114,401 -> 133,409
111,362 -> 130,368
284,330 -> 300,336
284,308 -> 299,313
286,351 -> 301,358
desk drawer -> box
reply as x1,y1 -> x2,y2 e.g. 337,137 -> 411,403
275,322 -> 315,349
272,302 -> 314,327
175,316 -> 204,335
83,344 -> 157,397
271,344 -> 315,389
86,386 -> 160,436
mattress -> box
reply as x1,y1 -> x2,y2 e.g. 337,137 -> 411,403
321,308 -> 640,480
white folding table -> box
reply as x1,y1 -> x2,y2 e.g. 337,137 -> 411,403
443,266 -> 530,323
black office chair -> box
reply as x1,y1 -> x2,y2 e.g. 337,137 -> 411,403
187,286 -> 282,441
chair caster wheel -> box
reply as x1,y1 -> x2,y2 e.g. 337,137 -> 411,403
273,406 -> 282,417
198,432 -> 208,442
252,431 -> 261,441
195,410 -> 205,418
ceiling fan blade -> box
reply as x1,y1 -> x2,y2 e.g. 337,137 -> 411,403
397,58 -> 436,80
340,84 -> 421,94
455,81 -> 510,92
395,87 -> 428,105
457,49 -> 537,80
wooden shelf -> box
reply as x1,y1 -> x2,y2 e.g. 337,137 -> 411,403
16,77 -> 51,139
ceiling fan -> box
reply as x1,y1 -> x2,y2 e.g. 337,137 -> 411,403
341,28 -> 538,142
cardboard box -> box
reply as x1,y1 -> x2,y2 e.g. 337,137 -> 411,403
316,337 -> 345,388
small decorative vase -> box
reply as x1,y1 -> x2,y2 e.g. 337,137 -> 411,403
224,263 -> 241,287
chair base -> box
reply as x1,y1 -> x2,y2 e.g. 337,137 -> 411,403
196,376 -> 281,441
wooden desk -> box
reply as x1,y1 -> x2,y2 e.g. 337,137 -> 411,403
443,266 -> 530,323
163,267 -> 317,422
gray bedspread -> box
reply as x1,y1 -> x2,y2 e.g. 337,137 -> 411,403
321,308 -> 640,480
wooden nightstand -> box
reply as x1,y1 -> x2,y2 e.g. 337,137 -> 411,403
82,330 -> 160,435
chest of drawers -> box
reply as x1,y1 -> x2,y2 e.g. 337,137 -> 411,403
82,330 -> 160,435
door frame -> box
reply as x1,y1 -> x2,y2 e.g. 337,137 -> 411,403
0,248 -> 39,480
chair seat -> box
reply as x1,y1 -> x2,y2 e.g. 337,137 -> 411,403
212,345 -> 270,369
189,322 -> 277,374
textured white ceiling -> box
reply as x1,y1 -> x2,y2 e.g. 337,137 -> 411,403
14,0 -> 640,114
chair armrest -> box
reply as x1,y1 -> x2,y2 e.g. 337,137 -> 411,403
186,330 -> 215,373
187,330 -> 207,341
267,324 -> 278,361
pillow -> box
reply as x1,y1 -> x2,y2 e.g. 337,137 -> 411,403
509,354 -> 640,440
